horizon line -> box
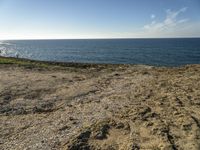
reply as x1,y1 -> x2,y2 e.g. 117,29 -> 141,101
1,37 -> 200,41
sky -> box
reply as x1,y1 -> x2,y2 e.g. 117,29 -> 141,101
0,0 -> 200,39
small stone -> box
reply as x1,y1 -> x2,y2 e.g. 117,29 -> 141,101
116,122 -> 125,129
132,144 -> 140,150
104,105 -> 109,109
4,95 -> 12,101
146,122 -> 153,127
182,124 -> 192,131
173,111 -> 179,116
59,125 -> 70,131
114,73 -> 120,76
72,121 -> 77,125
32,102 -> 54,114
69,117 -> 75,121
95,124 -> 110,140
77,130 -> 91,140
67,104 -> 73,107
0,138 -> 4,145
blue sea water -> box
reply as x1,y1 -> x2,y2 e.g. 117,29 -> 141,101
0,38 -> 200,66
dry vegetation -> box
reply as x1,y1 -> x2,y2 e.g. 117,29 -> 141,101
0,57 -> 200,150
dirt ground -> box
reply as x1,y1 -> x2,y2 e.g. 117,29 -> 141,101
0,62 -> 200,150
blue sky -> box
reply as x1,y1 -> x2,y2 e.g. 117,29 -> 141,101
0,0 -> 200,39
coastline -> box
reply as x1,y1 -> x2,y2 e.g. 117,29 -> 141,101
0,57 -> 200,149
1,56 -> 199,68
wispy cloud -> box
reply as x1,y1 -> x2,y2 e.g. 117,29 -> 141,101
144,7 -> 188,33
151,14 -> 156,19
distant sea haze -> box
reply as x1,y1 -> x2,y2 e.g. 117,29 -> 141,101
0,38 -> 200,66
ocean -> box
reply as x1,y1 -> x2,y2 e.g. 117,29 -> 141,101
0,38 -> 200,66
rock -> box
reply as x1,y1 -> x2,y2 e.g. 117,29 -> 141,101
0,106 -> 27,115
67,104 -> 73,107
116,122 -> 125,129
173,111 -> 180,116
12,107 -> 27,115
95,124 -> 110,140
0,138 -> 4,145
114,73 -> 120,76
32,102 -> 54,114
58,125 -> 70,131
4,95 -> 12,101
69,117 -> 75,121
182,124 -> 192,131
145,122 -> 153,127
138,106 -> 151,116
68,130 -> 91,150
77,130 -> 91,141
1,95 -> 12,105
132,144 -> 140,150
0,106 -> 12,114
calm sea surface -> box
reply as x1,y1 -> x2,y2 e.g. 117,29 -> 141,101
0,38 -> 200,66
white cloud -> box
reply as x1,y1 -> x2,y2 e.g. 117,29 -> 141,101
0,6 -> 199,39
144,7 -> 188,32
117,7 -> 200,38
151,14 -> 156,19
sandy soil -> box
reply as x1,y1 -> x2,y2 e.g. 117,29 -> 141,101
0,62 -> 200,150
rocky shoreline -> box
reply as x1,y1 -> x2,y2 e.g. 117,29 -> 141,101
0,57 -> 200,149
